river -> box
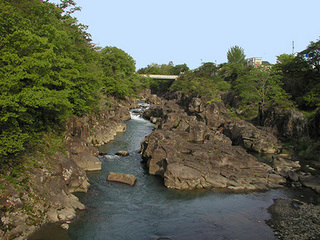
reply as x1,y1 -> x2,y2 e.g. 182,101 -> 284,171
30,103 -> 319,240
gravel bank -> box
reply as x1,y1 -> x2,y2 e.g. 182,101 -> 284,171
267,198 -> 320,240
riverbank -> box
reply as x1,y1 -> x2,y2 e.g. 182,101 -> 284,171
141,92 -> 320,239
31,96 -> 320,239
267,198 -> 320,240
0,94 -> 146,240
1,91 -> 319,239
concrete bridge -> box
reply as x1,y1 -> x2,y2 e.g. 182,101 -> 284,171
141,74 -> 179,81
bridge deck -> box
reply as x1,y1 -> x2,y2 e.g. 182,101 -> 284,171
142,74 -> 179,80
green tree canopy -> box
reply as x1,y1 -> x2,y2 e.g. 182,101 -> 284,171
137,62 -> 189,75
99,46 -> 149,99
0,0 -> 102,162
170,62 -> 230,100
275,39 -> 320,109
193,62 -> 218,78
300,39 -> 320,72
234,67 -> 292,117
227,45 -> 246,64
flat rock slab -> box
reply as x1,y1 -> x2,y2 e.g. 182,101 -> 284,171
115,151 -> 129,156
107,172 -> 136,186
300,175 -> 320,193
73,154 -> 102,171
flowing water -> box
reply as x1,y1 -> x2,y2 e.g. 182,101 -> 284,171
30,103 -> 319,240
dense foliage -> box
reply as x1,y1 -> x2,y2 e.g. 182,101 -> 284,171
233,67 -> 292,117
227,45 -> 246,64
0,0 -> 148,166
137,62 -> 189,75
137,62 -> 189,94
275,40 -> 320,109
100,46 -> 149,99
170,62 -> 230,101
1,0 -> 319,167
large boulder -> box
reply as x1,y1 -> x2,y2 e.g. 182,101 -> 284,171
258,106 -> 309,140
141,128 -> 283,191
187,97 -> 204,113
67,136 -> 101,171
299,175 -> 320,193
107,172 -> 136,186
271,156 -> 301,174
116,151 -> 129,156
140,96 -> 285,191
222,119 -> 279,153
147,94 -> 162,104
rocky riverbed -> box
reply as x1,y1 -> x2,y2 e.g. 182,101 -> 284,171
142,92 -> 320,239
267,199 -> 320,240
1,90 -> 319,239
141,93 -> 289,191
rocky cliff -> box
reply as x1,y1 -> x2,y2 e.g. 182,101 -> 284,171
0,98 -> 138,240
141,93 -> 287,191
257,106 -> 309,140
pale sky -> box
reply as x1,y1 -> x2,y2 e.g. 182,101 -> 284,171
49,0 -> 320,70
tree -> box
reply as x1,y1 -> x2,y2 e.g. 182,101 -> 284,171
193,62 -> 217,78
218,62 -> 250,84
227,45 -> 246,64
137,62 -> 175,75
170,62 -> 230,100
234,67 -> 292,117
100,46 -> 136,77
0,0 -> 102,162
168,63 -> 189,75
300,39 -> 320,72
275,45 -> 320,109
99,46 -> 148,99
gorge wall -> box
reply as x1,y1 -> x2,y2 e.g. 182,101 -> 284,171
141,92 -> 318,192
0,97 -> 140,240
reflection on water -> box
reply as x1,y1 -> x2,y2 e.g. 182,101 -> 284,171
29,104 -> 318,240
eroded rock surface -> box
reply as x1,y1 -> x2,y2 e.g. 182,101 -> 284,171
107,172 -> 136,186
258,106 -> 309,140
0,98 -> 139,240
141,95 -> 285,191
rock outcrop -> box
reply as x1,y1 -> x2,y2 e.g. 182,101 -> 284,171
66,103 -> 131,171
141,128 -> 283,191
0,98 -> 138,239
222,119 -> 279,153
141,94 -> 286,191
299,175 -> 320,193
107,172 -> 136,186
0,152 -> 87,240
257,106 -> 309,140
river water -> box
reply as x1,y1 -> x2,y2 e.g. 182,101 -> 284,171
30,103 -> 319,240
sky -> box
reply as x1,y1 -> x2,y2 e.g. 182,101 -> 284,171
49,0 -> 320,70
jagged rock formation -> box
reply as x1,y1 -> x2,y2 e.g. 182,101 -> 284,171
257,106 -> 309,140
0,152 -> 88,240
222,119 -> 279,153
0,99 -> 138,240
141,94 -> 286,191
66,103 -> 131,171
